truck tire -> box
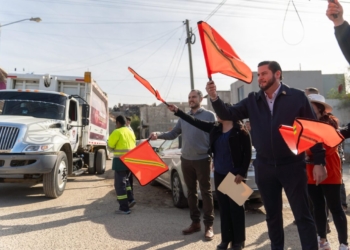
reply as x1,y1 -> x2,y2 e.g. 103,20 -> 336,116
96,149 -> 106,174
171,171 -> 188,208
43,151 -> 68,198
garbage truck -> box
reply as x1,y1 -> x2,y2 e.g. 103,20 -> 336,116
0,73 -> 109,198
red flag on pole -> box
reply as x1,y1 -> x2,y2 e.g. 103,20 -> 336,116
128,67 -> 168,105
197,21 -> 253,83
120,140 -> 169,186
279,118 -> 344,155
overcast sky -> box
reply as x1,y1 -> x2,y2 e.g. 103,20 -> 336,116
1,0 -> 350,107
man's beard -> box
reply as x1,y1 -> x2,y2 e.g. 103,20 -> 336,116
190,102 -> 200,110
259,75 -> 276,92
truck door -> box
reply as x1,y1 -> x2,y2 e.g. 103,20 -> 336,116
68,99 -> 79,152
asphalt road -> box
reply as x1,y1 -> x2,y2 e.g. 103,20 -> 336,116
0,161 -> 349,250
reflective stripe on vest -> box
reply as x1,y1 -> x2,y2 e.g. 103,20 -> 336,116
113,149 -> 131,158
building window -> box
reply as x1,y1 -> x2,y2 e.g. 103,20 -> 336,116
238,86 -> 244,101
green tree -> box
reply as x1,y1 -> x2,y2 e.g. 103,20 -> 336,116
326,71 -> 350,109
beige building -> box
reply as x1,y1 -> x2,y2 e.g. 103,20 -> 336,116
139,102 -> 209,138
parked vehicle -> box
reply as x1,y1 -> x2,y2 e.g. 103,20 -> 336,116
0,73 -> 109,198
136,139 -> 165,150
153,136 -> 260,208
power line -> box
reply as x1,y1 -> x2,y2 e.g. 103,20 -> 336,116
108,27 -> 182,91
37,25 -> 183,72
159,27 -> 186,93
282,0 -> 305,45
40,21 -> 180,24
165,43 -> 186,99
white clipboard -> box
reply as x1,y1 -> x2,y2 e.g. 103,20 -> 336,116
217,172 -> 253,206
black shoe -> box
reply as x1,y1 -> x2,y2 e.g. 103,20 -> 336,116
217,241 -> 230,250
232,242 -> 244,250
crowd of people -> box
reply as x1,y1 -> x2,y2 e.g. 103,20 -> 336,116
106,1 -> 350,250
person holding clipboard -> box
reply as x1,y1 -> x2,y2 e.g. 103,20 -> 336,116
166,103 -> 251,250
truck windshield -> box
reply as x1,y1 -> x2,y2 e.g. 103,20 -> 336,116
0,92 -> 67,120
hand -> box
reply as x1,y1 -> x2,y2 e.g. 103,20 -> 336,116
149,132 -> 158,140
205,80 -> 218,100
234,174 -> 244,184
313,164 -> 327,185
168,104 -> 178,113
326,0 -> 345,26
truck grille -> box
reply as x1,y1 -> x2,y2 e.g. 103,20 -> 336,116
0,126 -> 20,150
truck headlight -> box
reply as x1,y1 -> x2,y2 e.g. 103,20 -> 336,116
23,144 -> 54,152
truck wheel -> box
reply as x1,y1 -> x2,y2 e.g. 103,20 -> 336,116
171,171 -> 188,208
43,151 -> 68,198
96,149 -> 106,174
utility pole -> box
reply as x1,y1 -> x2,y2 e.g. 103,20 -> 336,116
185,19 -> 195,90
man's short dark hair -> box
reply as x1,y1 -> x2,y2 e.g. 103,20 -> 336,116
190,89 -> 203,98
258,61 -> 282,80
305,87 -> 319,94
125,116 -> 131,122
116,115 -> 126,126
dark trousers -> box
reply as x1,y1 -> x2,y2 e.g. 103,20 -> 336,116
341,166 -> 348,208
341,181 -> 347,208
254,159 -> 318,250
127,170 -> 134,195
181,156 -> 214,226
308,184 -> 348,245
214,171 -> 245,244
114,170 -> 134,211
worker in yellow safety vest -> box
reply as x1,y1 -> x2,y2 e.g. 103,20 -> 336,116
108,115 -> 136,214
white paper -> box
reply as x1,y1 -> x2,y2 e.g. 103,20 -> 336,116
217,172 -> 253,206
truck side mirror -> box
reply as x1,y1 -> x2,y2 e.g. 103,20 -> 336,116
82,104 -> 90,126
82,104 -> 90,119
82,118 -> 89,126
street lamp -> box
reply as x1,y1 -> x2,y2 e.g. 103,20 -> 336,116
0,17 -> 42,28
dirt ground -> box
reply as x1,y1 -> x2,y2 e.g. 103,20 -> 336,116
1,162 -> 349,250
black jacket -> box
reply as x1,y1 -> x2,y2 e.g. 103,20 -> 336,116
335,21 -> 350,65
212,83 -> 326,166
174,109 -> 252,177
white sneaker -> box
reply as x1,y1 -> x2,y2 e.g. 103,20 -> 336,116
319,240 -> 331,250
339,243 -> 350,250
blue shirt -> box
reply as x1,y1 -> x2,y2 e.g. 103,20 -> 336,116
213,130 -> 234,175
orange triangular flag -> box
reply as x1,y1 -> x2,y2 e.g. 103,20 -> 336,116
279,118 -> 344,155
120,140 -> 169,186
197,21 -> 253,84
128,67 -> 167,104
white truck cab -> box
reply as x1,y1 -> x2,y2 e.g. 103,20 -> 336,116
0,73 -> 109,198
